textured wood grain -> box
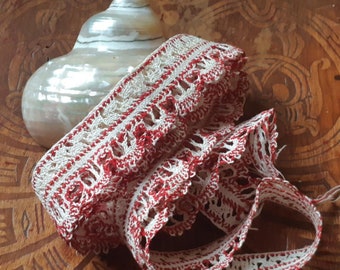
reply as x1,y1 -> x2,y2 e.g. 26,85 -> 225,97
0,0 -> 339,269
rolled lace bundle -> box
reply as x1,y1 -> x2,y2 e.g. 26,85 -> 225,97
32,34 -> 322,269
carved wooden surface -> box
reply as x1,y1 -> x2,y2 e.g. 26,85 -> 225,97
0,0 -> 339,269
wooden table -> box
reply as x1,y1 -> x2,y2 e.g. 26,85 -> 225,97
0,1 -> 339,269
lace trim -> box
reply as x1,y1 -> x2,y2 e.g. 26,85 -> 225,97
32,34 -> 323,269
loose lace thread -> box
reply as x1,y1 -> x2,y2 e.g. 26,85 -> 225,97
312,185 -> 340,205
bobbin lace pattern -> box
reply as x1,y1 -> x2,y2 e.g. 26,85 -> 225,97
32,34 -> 322,269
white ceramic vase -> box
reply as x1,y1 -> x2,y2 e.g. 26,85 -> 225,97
21,0 -> 164,148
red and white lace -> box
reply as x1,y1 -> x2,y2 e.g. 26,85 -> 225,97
32,34 -> 323,269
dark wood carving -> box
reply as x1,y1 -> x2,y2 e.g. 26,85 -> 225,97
0,0 -> 339,269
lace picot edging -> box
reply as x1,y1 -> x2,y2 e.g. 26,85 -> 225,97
31,34 -> 328,269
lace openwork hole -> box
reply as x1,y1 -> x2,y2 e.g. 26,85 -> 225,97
152,106 -> 161,120
178,79 -> 190,91
195,61 -> 206,70
97,121 -> 109,129
220,167 -> 234,178
143,106 -> 162,127
161,97 -> 176,113
143,114 -> 155,127
140,236 -> 147,249
186,73 -> 199,83
170,85 -> 183,97
151,182 -> 163,195
196,170 -> 208,180
160,168 -> 173,178
110,142 -> 124,157
64,141 -> 73,147
240,187 -> 255,195
80,170 -> 96,186
209,50 -> 221,60
191,134 -> 204,144
67,184 -> 82,203
264,140 -> 271,157
184,140 -> 201,152
236,177 -> 249,186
